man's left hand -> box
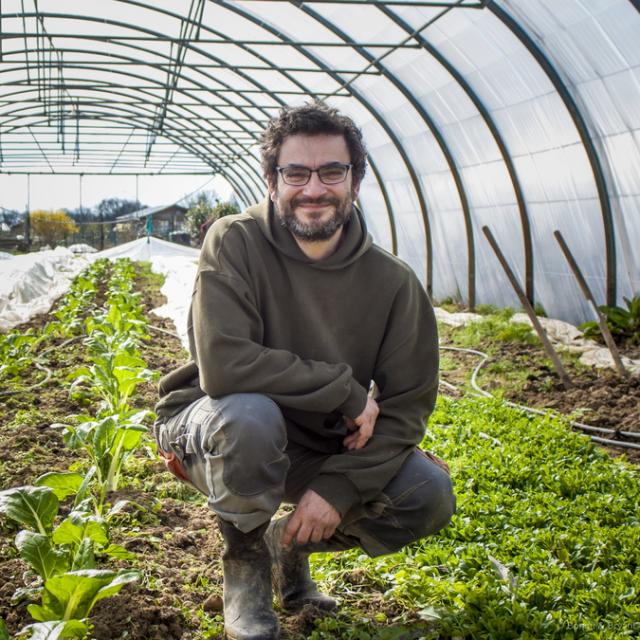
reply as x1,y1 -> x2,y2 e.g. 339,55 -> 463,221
282,489 -> 341,547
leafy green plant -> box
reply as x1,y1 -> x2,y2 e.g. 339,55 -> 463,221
311,396 -> 640,639
451,308 -> 539,349
26,569 -> 138,633
70,351 -> 156,414
580,295 -> 640,345
54,411 -> 151,512
0,484 -> 137,639
0,331 -> 46,382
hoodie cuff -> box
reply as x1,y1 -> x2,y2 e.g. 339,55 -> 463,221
338,380 -> 368,419
308,473 -> 361,518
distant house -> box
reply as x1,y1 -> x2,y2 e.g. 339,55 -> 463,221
115,203 -> 188,242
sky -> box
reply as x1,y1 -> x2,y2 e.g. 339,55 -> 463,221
0,173 -> 236,213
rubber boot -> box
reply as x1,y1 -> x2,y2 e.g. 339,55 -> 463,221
265,516 -> 356,612
218,518 -> 280,640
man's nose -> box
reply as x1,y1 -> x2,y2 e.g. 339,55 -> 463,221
302,171 -> 328,197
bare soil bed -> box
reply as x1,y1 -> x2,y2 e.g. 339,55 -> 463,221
438,321 -> 640,461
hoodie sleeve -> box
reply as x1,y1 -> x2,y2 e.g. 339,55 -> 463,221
189,221 -> 368,417
306,271 -> 439,517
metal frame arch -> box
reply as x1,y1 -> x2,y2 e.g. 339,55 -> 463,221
489,2 -> 617,306
0,74 -> 266,201
0,9 -> 286,179
296,2 -> 477,306
367,156 -> 398,254
379,4 -> 535,304
1,109 -> 259,204
2,2 -> 398,230
218,0 -> 434,292
0,40 -> 270,197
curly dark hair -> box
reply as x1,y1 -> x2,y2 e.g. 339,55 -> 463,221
260,101 -> 367,187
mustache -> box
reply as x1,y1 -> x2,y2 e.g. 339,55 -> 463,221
291,195 -> 341,208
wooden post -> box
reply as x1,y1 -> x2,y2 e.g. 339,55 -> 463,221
554,230 -> 628,377
482,225 -> 573,390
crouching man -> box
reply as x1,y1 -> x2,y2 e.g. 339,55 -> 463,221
154,101 -> 455,640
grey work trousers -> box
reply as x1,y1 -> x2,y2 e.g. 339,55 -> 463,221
154,393 -> 455,557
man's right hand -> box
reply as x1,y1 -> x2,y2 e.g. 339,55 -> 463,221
343,396 -> 379,450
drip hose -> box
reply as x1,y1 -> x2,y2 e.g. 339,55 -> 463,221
439,345 -> 640,450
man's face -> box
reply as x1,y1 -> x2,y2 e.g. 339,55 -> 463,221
268,133 -> 359,242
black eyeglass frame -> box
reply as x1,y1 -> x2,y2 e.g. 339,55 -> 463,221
275,162 -> 353,186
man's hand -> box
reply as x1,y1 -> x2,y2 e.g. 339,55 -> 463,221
282,489 -> 341,546
343,396 -> 379,450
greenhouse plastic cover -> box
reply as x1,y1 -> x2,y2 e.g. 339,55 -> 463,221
1,0 -> 639,328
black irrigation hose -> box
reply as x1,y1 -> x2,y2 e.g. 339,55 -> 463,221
439,345 -> 640,451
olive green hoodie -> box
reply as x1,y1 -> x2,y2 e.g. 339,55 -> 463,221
156,198 -> 439,517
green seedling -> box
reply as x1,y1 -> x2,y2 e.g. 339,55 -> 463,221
581,294 -> 640,345
54,411 -> 151,512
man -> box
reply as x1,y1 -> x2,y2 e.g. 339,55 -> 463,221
154,101 -> 455,640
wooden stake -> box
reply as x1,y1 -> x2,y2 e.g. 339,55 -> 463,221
482,225 -> 573,390
554,230 -> 628,377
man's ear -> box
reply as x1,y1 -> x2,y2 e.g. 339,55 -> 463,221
352,178 -> 361,201
267,176 -> 277,203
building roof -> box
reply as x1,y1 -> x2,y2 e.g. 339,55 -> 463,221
115,204 -> 187,223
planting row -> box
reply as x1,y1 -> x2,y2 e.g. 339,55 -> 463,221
0,259 -> 158,639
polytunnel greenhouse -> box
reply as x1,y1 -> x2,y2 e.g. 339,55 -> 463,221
0,2 -> 639,639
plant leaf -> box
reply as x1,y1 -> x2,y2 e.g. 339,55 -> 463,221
36,569 -> 138,621
101,544 -> 135,561
35,473 -> 84,501
17,619 -> 88,639
0,486 -> 59,535
52,513 -> 108,548
15,531 -> 69,581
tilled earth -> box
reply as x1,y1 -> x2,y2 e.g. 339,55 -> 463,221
438,336 -> 640,461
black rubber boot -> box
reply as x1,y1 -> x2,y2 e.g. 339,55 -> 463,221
265,516 -> 356,612
218,518 -> 280,640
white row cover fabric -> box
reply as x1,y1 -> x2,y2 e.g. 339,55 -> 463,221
0,238 -> 199,349
94,237 -> 198,349
0,248 -> 91,331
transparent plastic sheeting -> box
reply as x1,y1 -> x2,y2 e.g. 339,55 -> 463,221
1,0 -> 639,326
0,238 -> 199,349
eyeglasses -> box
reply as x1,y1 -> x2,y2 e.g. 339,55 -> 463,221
276,162 -> 352,186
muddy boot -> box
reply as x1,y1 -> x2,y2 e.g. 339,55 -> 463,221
218,518 -> 280,640
265,516 -> 356,612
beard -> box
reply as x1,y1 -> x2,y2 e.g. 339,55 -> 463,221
275,191 -> 354,242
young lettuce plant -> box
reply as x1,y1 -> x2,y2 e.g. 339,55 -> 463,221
69,351 -> 157,415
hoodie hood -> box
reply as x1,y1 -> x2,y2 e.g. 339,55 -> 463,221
246,197 -> 372,270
